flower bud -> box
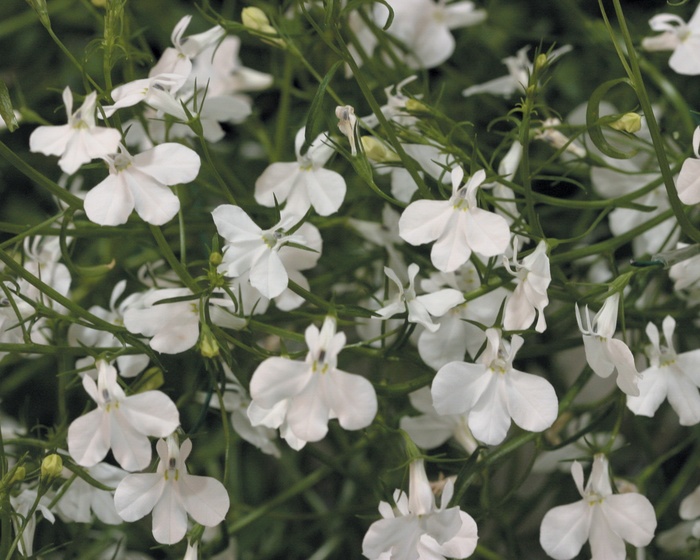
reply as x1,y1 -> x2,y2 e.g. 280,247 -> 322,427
361,137 -> 400,163
534,53 -> 548,73
209,251 -> 223,267
405,99 -> 428,113
241,7 -> 284,47
9,465 -> 25,485
199,324 -> 220,358
41,454 -> 63,480
608,112 -> 642,134
137,367 -> 165,392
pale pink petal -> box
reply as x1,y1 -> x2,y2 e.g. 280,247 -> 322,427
539,501 -> 591,560
249,357 -> 312,409
114,472 -> 164,522
322,369 -> 377,430
83,175 -> 135,226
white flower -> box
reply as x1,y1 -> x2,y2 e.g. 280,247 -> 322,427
84,143 -> 200,226
680,484 -> 700,538
198,363 -> 280,457
371,0 -> 486,70
642,5 -> 700,75
254,128 -> 346,217
431,328 -> 558,446
677,126 -> 700,205
29,86 -> 121,175
463,45 -> 571,97
416,265 -> 508,369
212,205 -> 322,299
375,263 -> 465,333
123,287 -> 245,354
68,280 -> 149,378
399,167 -> 510,272
502,239 -> 551,333
114,435 -> 230,545
10,487 -> 55,557
575,293 -> 641,396
56,462 -> 127,525
399,387 -> 478,454
67,360 -> 180,471
362,459 -> 478,560
247,316 -> 377,448
626,316 -> 700,425
103,74 -> 187,118
539,454 -> 656,560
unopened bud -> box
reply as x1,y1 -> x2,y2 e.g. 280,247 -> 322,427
534,53 -> 548,73
10,465 -> 25,485
241,7 -> 284,47
608,112 -> 642,134
138,367 -> 165,392
361,137 -> 400,163
199,324 -> 219,358
209,251 -> 223,266
26,0 -> 50,27
41,454 -> 63,480
405,99 -> 428,113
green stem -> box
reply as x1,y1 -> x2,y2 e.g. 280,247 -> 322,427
149,225 -> 200,292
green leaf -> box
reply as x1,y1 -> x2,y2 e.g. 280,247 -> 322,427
302,60 -> 343,155
586,78 -> 637,159
0,82 -> 18,132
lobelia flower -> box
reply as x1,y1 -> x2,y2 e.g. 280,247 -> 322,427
575,293 -> 641,396
212,205 -> 322,299
463,45 -> 571,97
676,126 -> 700,205
102,74 -> 189,119
123,287 -> 245,354
68,280 -> 149,378
254,128 -> 347,217
539,454 -> 656,560
67,360 -> 180,471
399,387 -> 479,454
642,4 -> 700,75
247,316 -> 378,449
431,328 -> 558,446
416,265 -> 509,369
367,0 -> 486,70
362,459 -> 478,560
502,239 -> 551,333
375,263 -> 465,333
29,86 -> 121,175
626,315 -> 700,425
399,167 -> 510,273
10,486 -> 55,557
114,435 -> 230,545
83,143 -> 200,226
55,462 -> 127,525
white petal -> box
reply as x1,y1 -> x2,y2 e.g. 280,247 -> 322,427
435,510 -> 479,558
29,124 -> 71,156
665,368 -> 700,425
133,143 -> 201,185
254,163 -> 300,207
249,357 -> 312,409
178,473 -> 230,526
467,375 -> 511,445
604,338 -> 640,396
677,158 -> 700,205
505,369 -> 558,433
362,516 -> 421,560
126,169 -> 181,226
121,391 -> 180,437
304,168 -> 346,216
539,501 -> 591,560
582,335 -> 615,378
151,482 -> 188,544
400,413 -> 455,449
67,409 -> 110,467
249,250 -> 288,298
626,365 -> 668,418
431,222 -> 472,272
84,175 -> 135,226
114,473 -> 165,521
601,493 -> 656,547
432,361 -> 489,415
322,369 -> 377,430
463,208 -> 510,257
110,410 -> 154,471
399,200 -> 452,245
417,289 -> 464,318
212,204 -> 262,242
286,375 -> 331,442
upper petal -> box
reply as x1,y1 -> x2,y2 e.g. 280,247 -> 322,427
249,357 -> 312,409
539,500 -> 591,560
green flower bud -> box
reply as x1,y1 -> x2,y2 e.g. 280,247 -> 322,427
608,112 -> 642,134
242,7 -> 285,47
41,454 -> 63,480
361,137 -> 400,163
199,324 -> 219,358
